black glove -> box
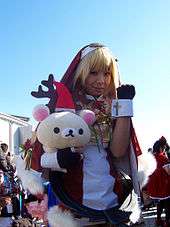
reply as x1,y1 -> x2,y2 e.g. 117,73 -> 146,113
117,85 -> 135,99
57,148 -> 81,169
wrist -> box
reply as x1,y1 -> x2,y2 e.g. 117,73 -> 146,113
111,99 -> 133,118
40,152 -> 66,172
41,152 -> 58,168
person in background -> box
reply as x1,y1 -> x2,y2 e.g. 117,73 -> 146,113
0,169 -> 6,217
147,138 -> 170,227
0,143 -> 8,153
6,152 -> 16,176
0,143 -> 9,172
0,169 -> 5,194
0,169 -> 13,218
0,168 -> 20,220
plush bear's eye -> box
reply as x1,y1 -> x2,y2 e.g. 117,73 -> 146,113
78,128 -> 84,135
54,127 -> 60,134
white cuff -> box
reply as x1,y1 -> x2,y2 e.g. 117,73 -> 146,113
40,152 -> 66,172
111,99 -> 133,117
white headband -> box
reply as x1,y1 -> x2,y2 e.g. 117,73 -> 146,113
81,45 -> 114,60
81,46 -> 98,59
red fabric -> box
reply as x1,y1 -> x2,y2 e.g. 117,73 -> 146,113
130,120 -> 142,157
60,45 -> 87,91
155,151 -> 168,168
147,152 -> 170,199
30,139 -> 44,172
53,82 -> 75,110
62,161 -> 83,204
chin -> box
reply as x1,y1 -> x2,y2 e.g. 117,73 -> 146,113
92,91 -> 103,97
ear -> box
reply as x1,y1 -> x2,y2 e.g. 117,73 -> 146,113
32,104 -> 50,122
79,110 -> 96,125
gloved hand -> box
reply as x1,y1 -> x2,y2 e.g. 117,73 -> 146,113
117,85 -> 135,100
57,149 -> 82,169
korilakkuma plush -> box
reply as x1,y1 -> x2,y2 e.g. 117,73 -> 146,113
33,104 -> 95,173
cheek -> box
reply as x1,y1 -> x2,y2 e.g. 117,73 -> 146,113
105,76 -> 111,87
85,76 -> 94,86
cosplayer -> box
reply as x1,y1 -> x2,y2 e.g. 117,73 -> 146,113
15,43 -> 156,227
147,137 -> 170,227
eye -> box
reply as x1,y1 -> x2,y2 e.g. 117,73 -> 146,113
104,71 -> 111,77
78,128 -> 84,135
90,71 -> 98,76
54,127 -> 60,134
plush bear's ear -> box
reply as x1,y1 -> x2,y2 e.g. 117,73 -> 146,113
33,104 -> 50,122
79,110 -> 96,125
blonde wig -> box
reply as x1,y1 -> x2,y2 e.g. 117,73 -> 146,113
73,47 -> 120,98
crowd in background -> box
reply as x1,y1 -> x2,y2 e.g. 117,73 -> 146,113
0,143 -> 21,221
0,142 -> 46,226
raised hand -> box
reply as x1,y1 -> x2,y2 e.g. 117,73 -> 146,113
117,85 -> 135,100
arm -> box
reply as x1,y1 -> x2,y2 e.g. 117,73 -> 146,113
41,152 -> 65,172
110,117 -> 130,157
41,147 -> 81,172
110,85 -> 135,158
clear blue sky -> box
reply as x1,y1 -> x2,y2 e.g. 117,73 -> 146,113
1,0 -> 170,151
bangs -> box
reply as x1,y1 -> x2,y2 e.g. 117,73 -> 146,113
88,48 -> 113,73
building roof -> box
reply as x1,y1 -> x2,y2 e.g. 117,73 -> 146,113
0,112 -> 31,126
11,115 -> 30,122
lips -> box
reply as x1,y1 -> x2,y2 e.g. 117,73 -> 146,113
92,86 -> 104,90
93,88 -> 104,93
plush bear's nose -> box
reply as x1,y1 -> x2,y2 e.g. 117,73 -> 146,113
61,128 -> 76,138
69,129 -> 73,134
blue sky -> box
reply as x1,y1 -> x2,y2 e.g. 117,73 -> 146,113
1,0 -> 170,151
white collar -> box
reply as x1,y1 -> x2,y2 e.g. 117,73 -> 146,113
85,94 -> 103,101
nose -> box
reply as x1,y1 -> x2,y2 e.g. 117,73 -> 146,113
96,72 -> 105,84
61,128 -> 76,138
69,129 -> 73,134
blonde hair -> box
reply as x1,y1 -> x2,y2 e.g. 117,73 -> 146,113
73,47 -> 119,98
